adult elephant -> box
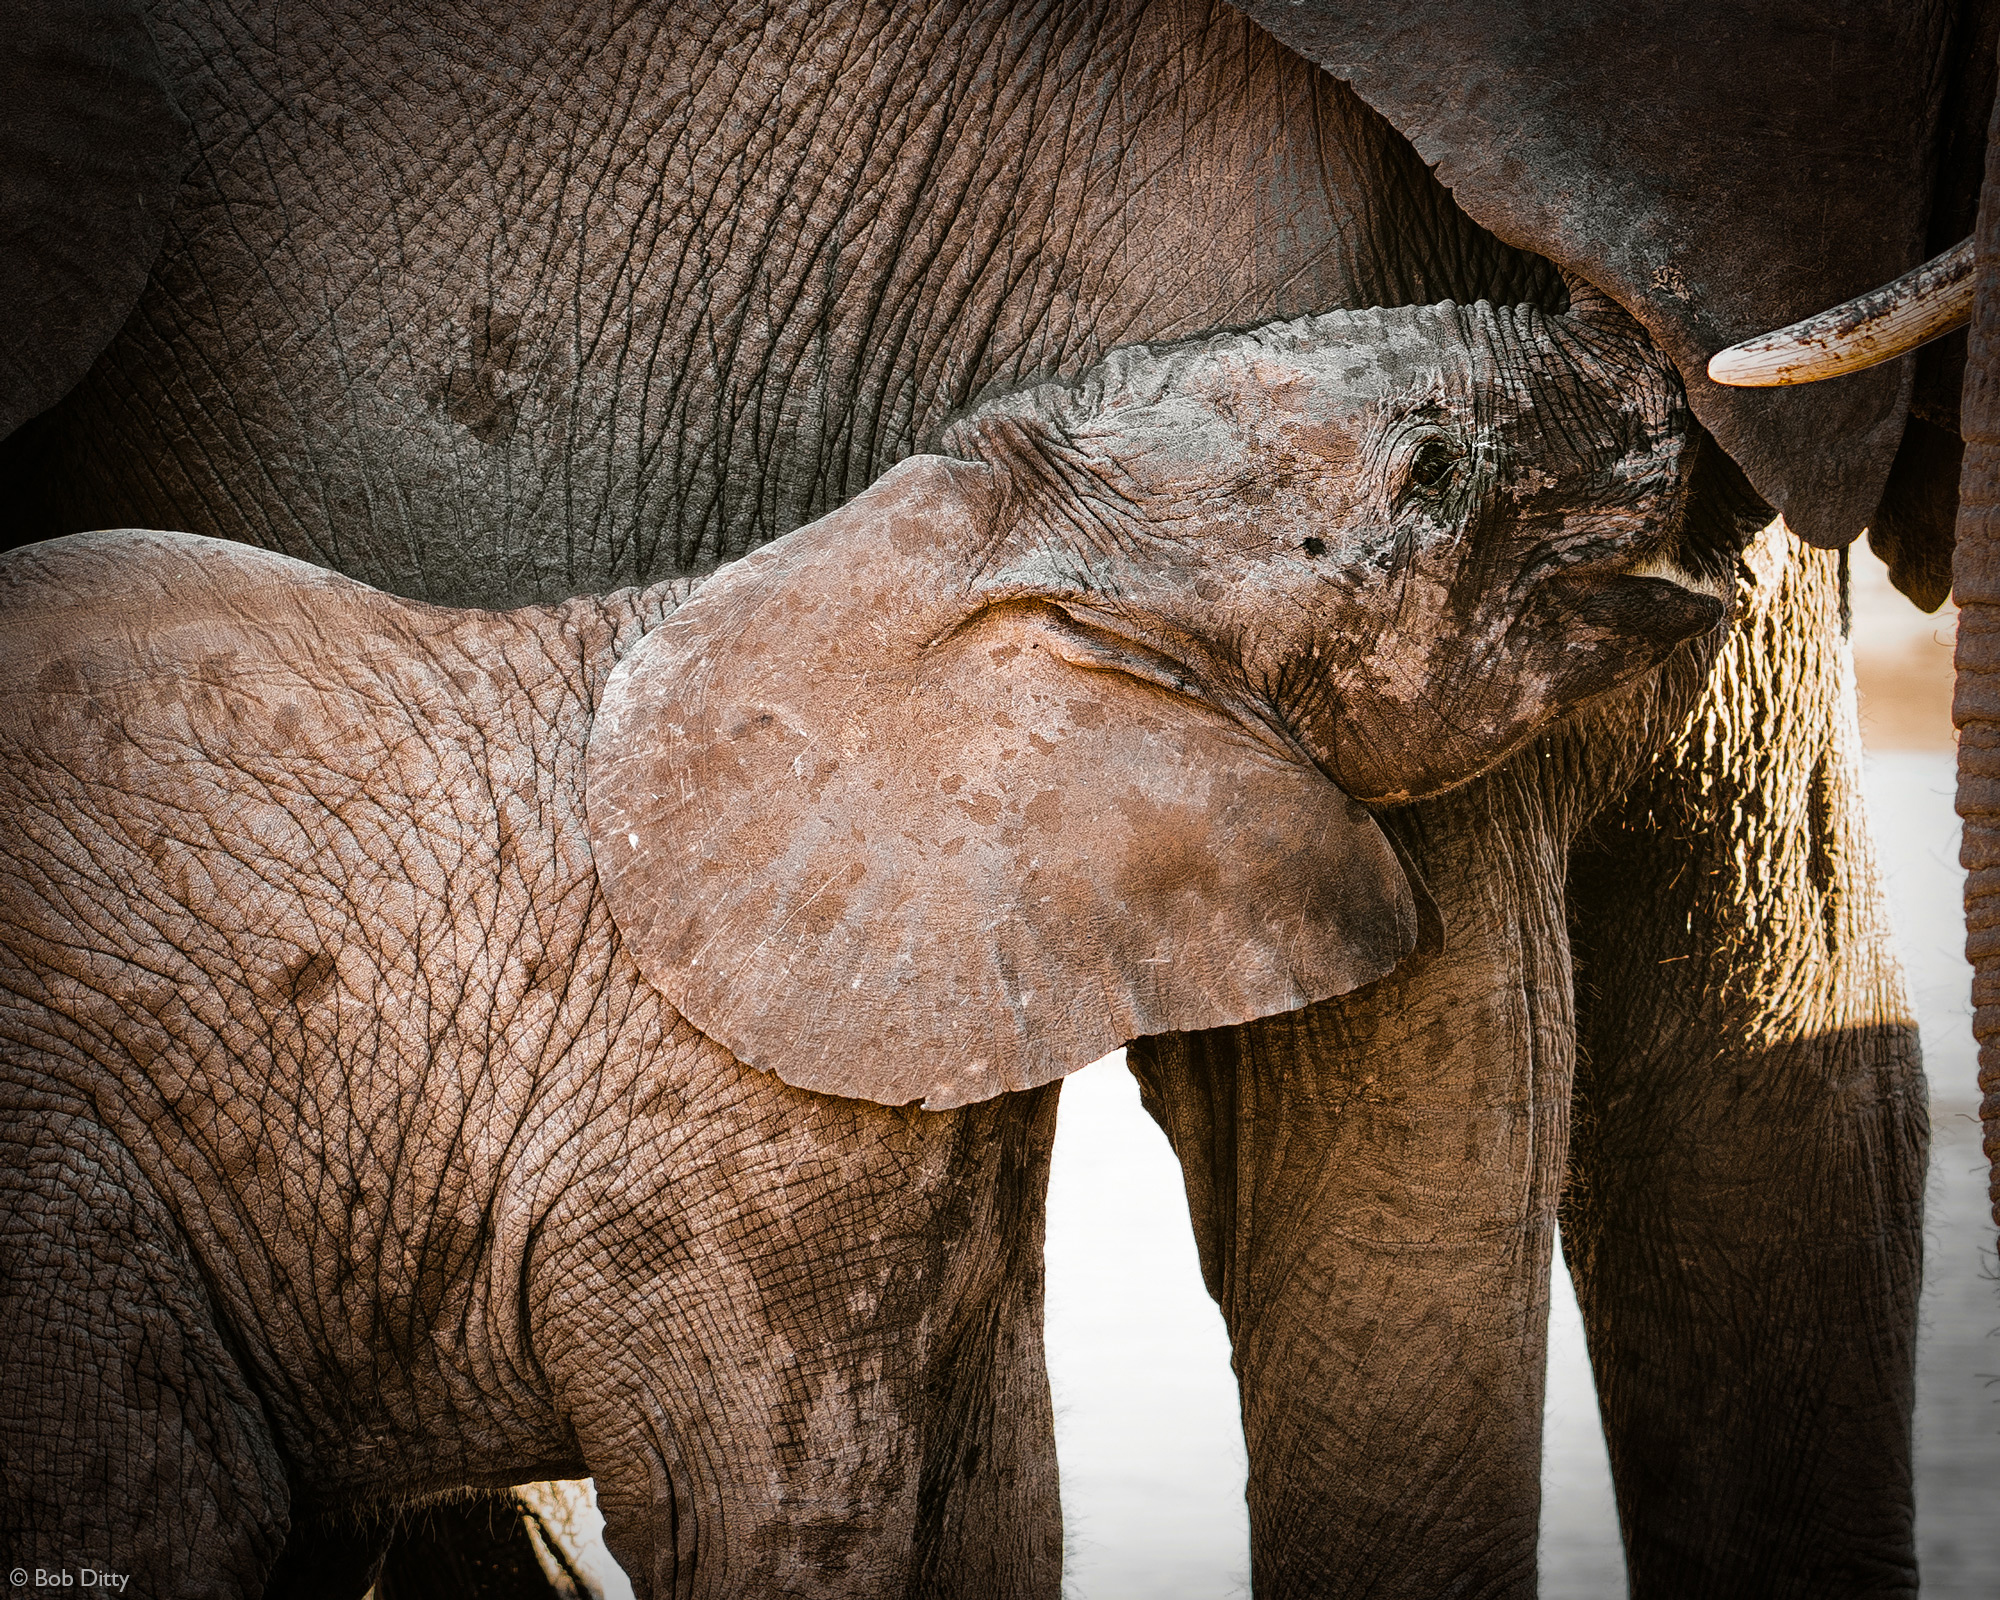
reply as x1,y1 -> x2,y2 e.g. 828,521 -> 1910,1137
0,1 -> 1979,1596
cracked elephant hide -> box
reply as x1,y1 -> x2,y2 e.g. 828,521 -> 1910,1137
0,0 -> 1953,1594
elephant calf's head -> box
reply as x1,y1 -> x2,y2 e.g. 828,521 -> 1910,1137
588,302 -> 1721,1108
940,301 -> 1724,802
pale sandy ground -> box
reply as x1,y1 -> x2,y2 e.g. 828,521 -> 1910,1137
548,547 -> 1996,1599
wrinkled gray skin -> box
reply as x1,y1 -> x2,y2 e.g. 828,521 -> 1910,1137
0,306 -> 1717,1600
0,2 -> 1924,1595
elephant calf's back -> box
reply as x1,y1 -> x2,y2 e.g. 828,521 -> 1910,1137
0,529 -> 614,1119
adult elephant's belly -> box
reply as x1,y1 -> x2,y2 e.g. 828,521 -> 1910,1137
3,0 -> 1551,608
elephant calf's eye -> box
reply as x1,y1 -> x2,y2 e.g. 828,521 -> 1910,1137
1408,437 -> 1461,494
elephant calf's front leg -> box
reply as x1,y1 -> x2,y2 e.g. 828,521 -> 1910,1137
538,1058 -> 1064,1600
1131,759 -> 1578,1600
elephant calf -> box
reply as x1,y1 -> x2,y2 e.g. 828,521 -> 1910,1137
0,301 -> 1721,1597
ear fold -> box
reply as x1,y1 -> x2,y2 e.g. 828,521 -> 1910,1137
586,455 -> 1418,1108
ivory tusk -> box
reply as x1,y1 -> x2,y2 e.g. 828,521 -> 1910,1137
1706,237 -> 1973,387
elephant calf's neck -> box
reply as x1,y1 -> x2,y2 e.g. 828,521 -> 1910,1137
0,539 -> 698,1497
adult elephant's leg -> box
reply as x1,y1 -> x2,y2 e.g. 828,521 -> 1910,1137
1564,530 -> 1926,1596
1956,55 -> 2000,1240
1130,759 -> 1580,1599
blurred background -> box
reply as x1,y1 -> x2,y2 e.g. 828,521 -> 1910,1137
1041,541 -> 1998,1598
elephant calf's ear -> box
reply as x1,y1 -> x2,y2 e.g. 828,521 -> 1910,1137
585,457 -> 1418,1108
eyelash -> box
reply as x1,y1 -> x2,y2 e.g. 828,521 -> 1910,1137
1408,437 -> 1460,493
1391,427 -> 1468,516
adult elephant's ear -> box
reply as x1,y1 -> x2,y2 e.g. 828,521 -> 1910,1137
1226,0 -> 1949,553
2,0 -> 189,441
586,456 -> 1418,1108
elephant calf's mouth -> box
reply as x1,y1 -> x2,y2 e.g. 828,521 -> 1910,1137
1549,565 -> 1730,665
